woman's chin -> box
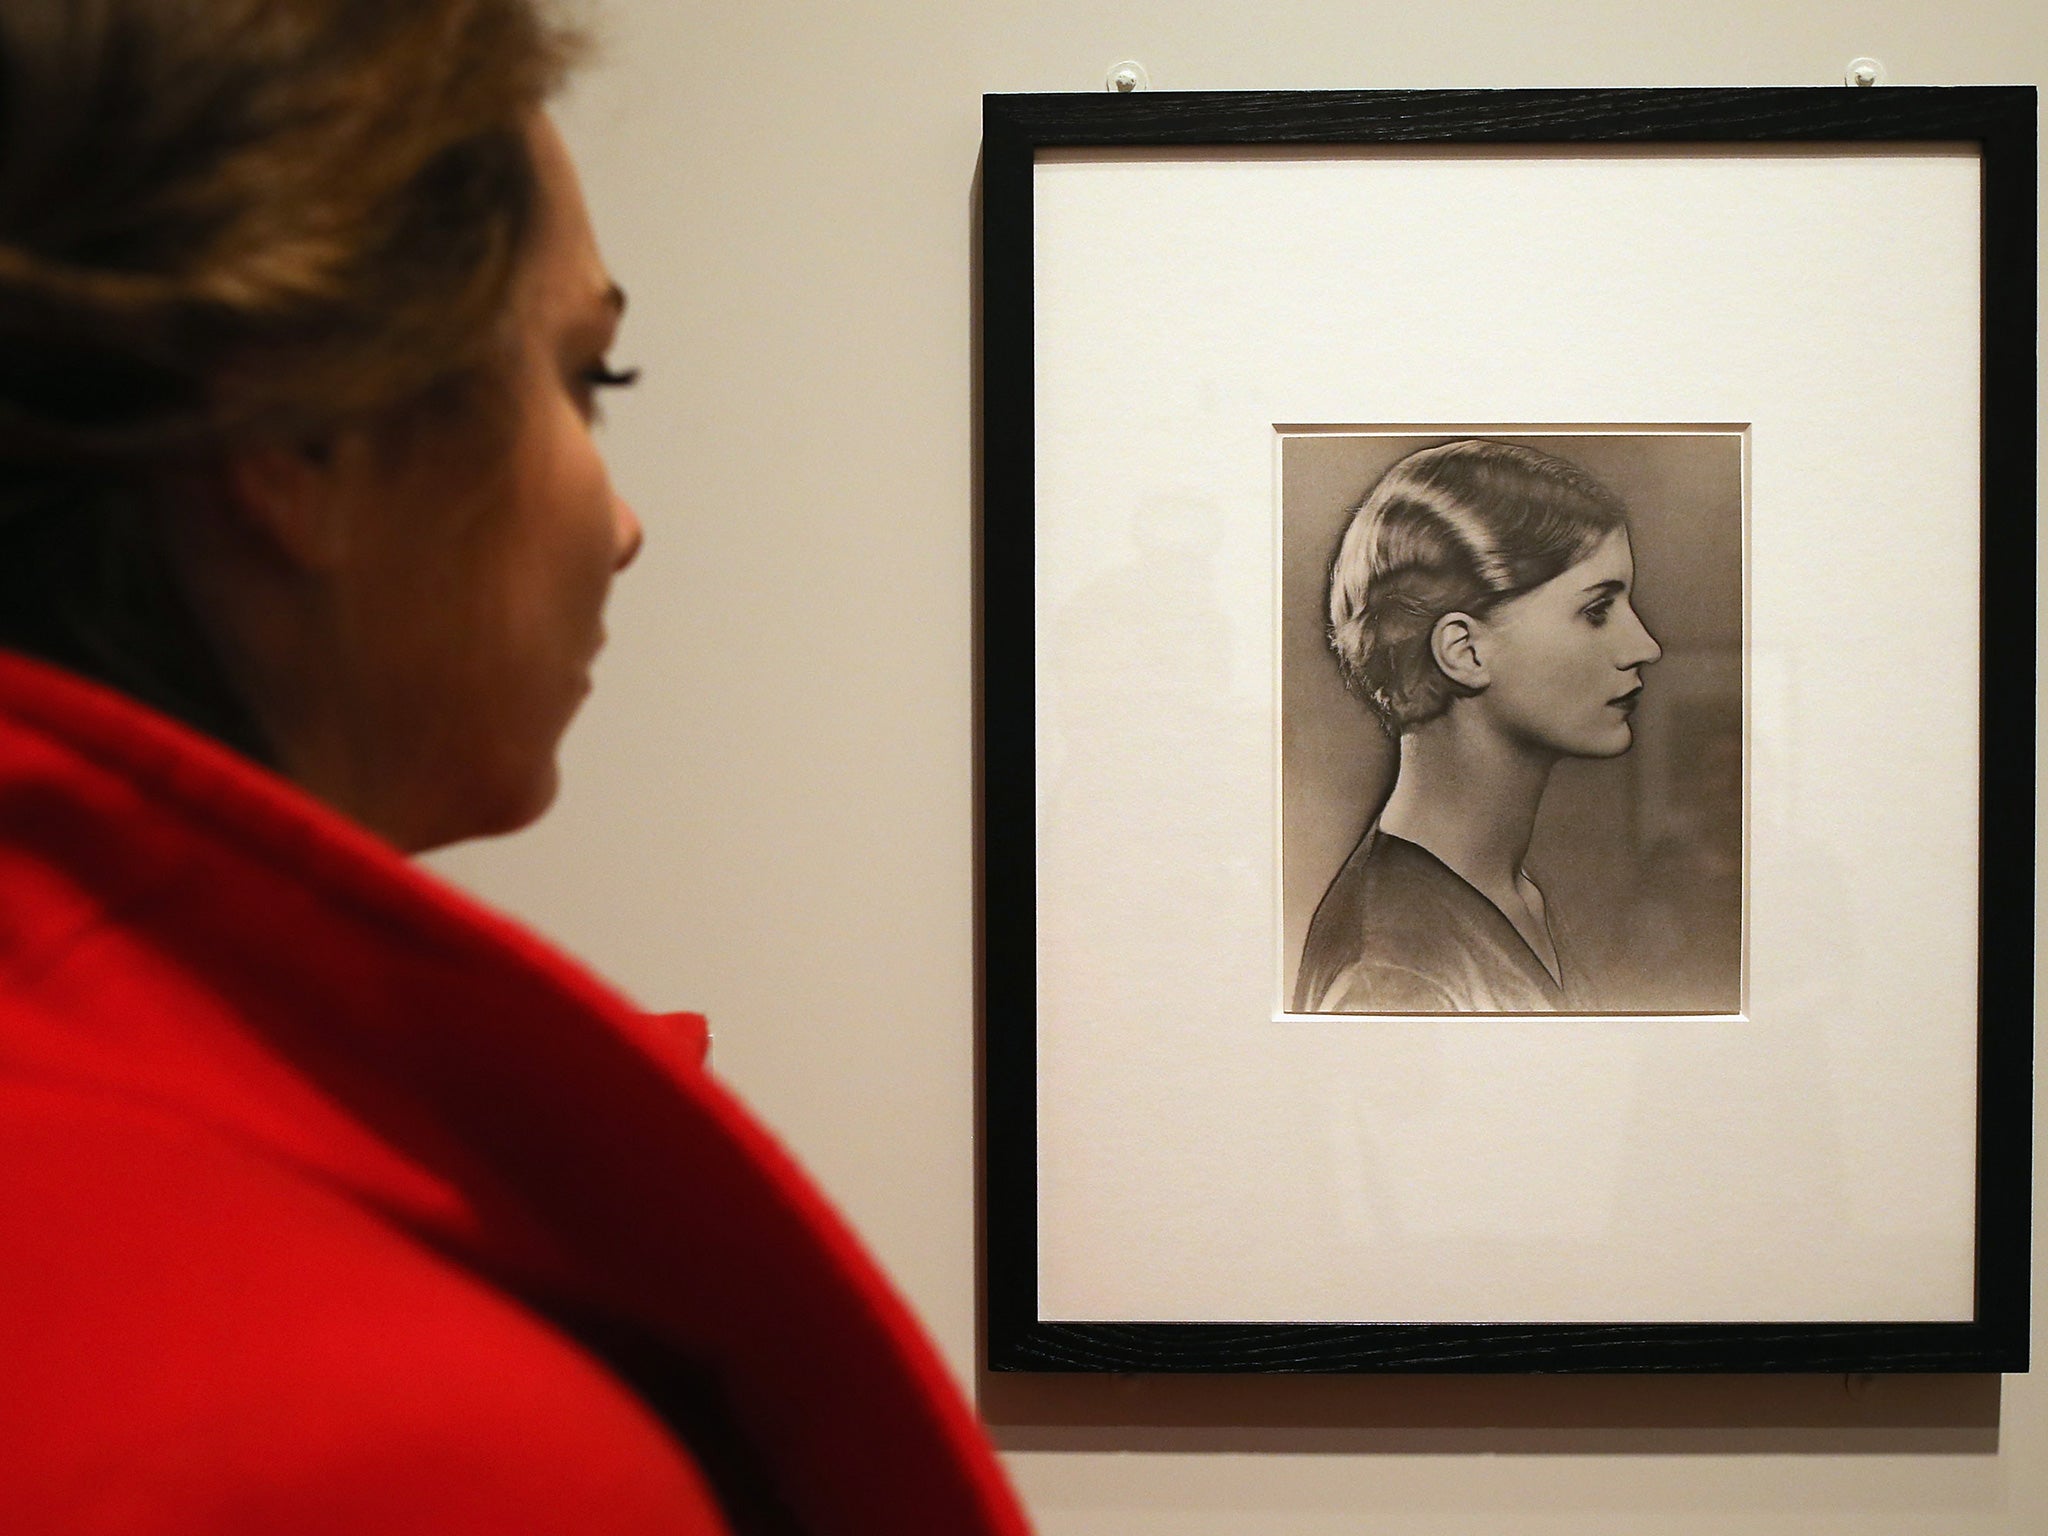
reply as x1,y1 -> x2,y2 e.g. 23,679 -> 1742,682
484,760 -> 563,839
1568,719 -> 1638,760
403,758 -> 561,853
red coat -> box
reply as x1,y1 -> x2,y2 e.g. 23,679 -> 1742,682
0,653 -> 1028,1535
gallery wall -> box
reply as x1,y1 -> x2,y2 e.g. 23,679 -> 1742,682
430,0 -> 2046,1529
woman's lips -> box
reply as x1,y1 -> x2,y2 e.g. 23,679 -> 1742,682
1609,684 -> 1643,714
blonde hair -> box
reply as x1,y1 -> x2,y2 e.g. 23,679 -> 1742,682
1328,440 -> 1628,732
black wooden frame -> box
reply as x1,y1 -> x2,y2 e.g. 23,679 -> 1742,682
980,87 -> 2036,1374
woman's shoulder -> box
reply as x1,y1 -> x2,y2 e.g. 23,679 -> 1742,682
1294,828 -> 1563,1014
1316,955 -> 1462,1013
0,1050 -> 728,1533
0,663 -> 1031,1536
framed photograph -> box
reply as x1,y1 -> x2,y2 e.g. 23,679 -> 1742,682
1280,426 -> 1745,1018
980,88 -> 2035,1372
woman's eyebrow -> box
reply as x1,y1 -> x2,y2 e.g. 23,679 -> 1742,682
1581,577 -> 1627,598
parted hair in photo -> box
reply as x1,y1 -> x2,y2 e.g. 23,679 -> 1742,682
1283,431 -> 1743,1016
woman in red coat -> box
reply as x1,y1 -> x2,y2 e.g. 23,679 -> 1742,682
0,3 -> 1027,1532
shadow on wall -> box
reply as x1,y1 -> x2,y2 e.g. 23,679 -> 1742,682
978,1370 -> 2000,1455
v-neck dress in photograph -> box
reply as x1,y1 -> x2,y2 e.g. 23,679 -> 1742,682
1293,826 -> 1585,1014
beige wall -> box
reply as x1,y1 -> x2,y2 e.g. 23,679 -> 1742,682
430,1 -> 2046,1529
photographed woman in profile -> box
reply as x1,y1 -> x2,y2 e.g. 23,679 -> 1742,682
1293,439 -> 1662,1015
0,3 -> 1026,1533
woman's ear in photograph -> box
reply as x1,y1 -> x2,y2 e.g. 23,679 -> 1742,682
1429,610 -> 1486,691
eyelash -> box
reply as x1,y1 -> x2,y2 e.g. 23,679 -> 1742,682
577,362 -> 640,420
1583,602 -> 1613,627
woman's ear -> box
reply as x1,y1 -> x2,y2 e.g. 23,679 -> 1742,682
222,432 -> 375,572
1430,611 -> 1488,690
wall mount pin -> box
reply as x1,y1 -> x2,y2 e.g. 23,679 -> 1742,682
1846,57 -> 1886,87
1106,60 -> 1150,93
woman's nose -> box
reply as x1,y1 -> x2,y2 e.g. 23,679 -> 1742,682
613,494 -> 643,572
1621,603 -> 1661,669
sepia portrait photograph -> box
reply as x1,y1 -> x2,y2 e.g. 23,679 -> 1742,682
1282,429 -> 1745,1016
